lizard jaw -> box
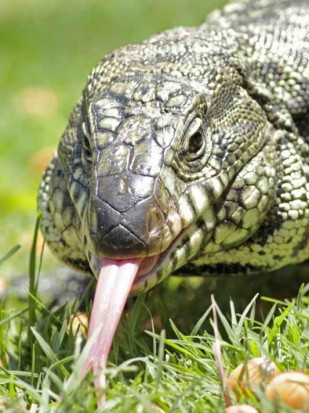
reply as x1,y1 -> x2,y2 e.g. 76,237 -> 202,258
88,224 -> 188,296
97,213 -> 203,294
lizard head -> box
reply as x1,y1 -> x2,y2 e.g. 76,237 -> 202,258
57,72 -> 276,295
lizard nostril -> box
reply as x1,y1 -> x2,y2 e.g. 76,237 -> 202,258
147,204 -> 164,235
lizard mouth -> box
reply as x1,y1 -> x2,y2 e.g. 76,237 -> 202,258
89,248 -> 163,295
88,215 -> 197,298
90,222 -> 189,295
130,253 -> 162,294
134,254 -> 160,280
125,224 -> 191,294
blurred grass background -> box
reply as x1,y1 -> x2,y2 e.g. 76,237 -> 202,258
0,0 -> 227,278
0,0 -> 307,313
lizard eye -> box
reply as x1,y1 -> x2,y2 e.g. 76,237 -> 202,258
82,121 -> 92,163
183,118 -> 205,162
187,131 -> 204,155
173,115 -> 211,179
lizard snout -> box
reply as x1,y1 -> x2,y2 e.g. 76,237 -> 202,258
85,191 -> 166,259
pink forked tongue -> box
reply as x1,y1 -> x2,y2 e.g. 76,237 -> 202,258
81,258 -> 142,406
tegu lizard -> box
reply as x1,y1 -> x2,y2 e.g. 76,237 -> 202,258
38,0 -> 309,404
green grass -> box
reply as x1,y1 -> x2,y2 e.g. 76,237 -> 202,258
0,231 -> 308,412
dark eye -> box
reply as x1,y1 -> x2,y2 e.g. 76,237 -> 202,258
183,129 -> 205,164
187,131 -> 204,154
174,116 -> 210,178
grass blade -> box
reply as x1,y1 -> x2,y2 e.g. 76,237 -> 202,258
0,244 -> 21,266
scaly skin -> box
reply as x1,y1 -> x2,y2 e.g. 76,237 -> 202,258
39,0 -> 309,295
